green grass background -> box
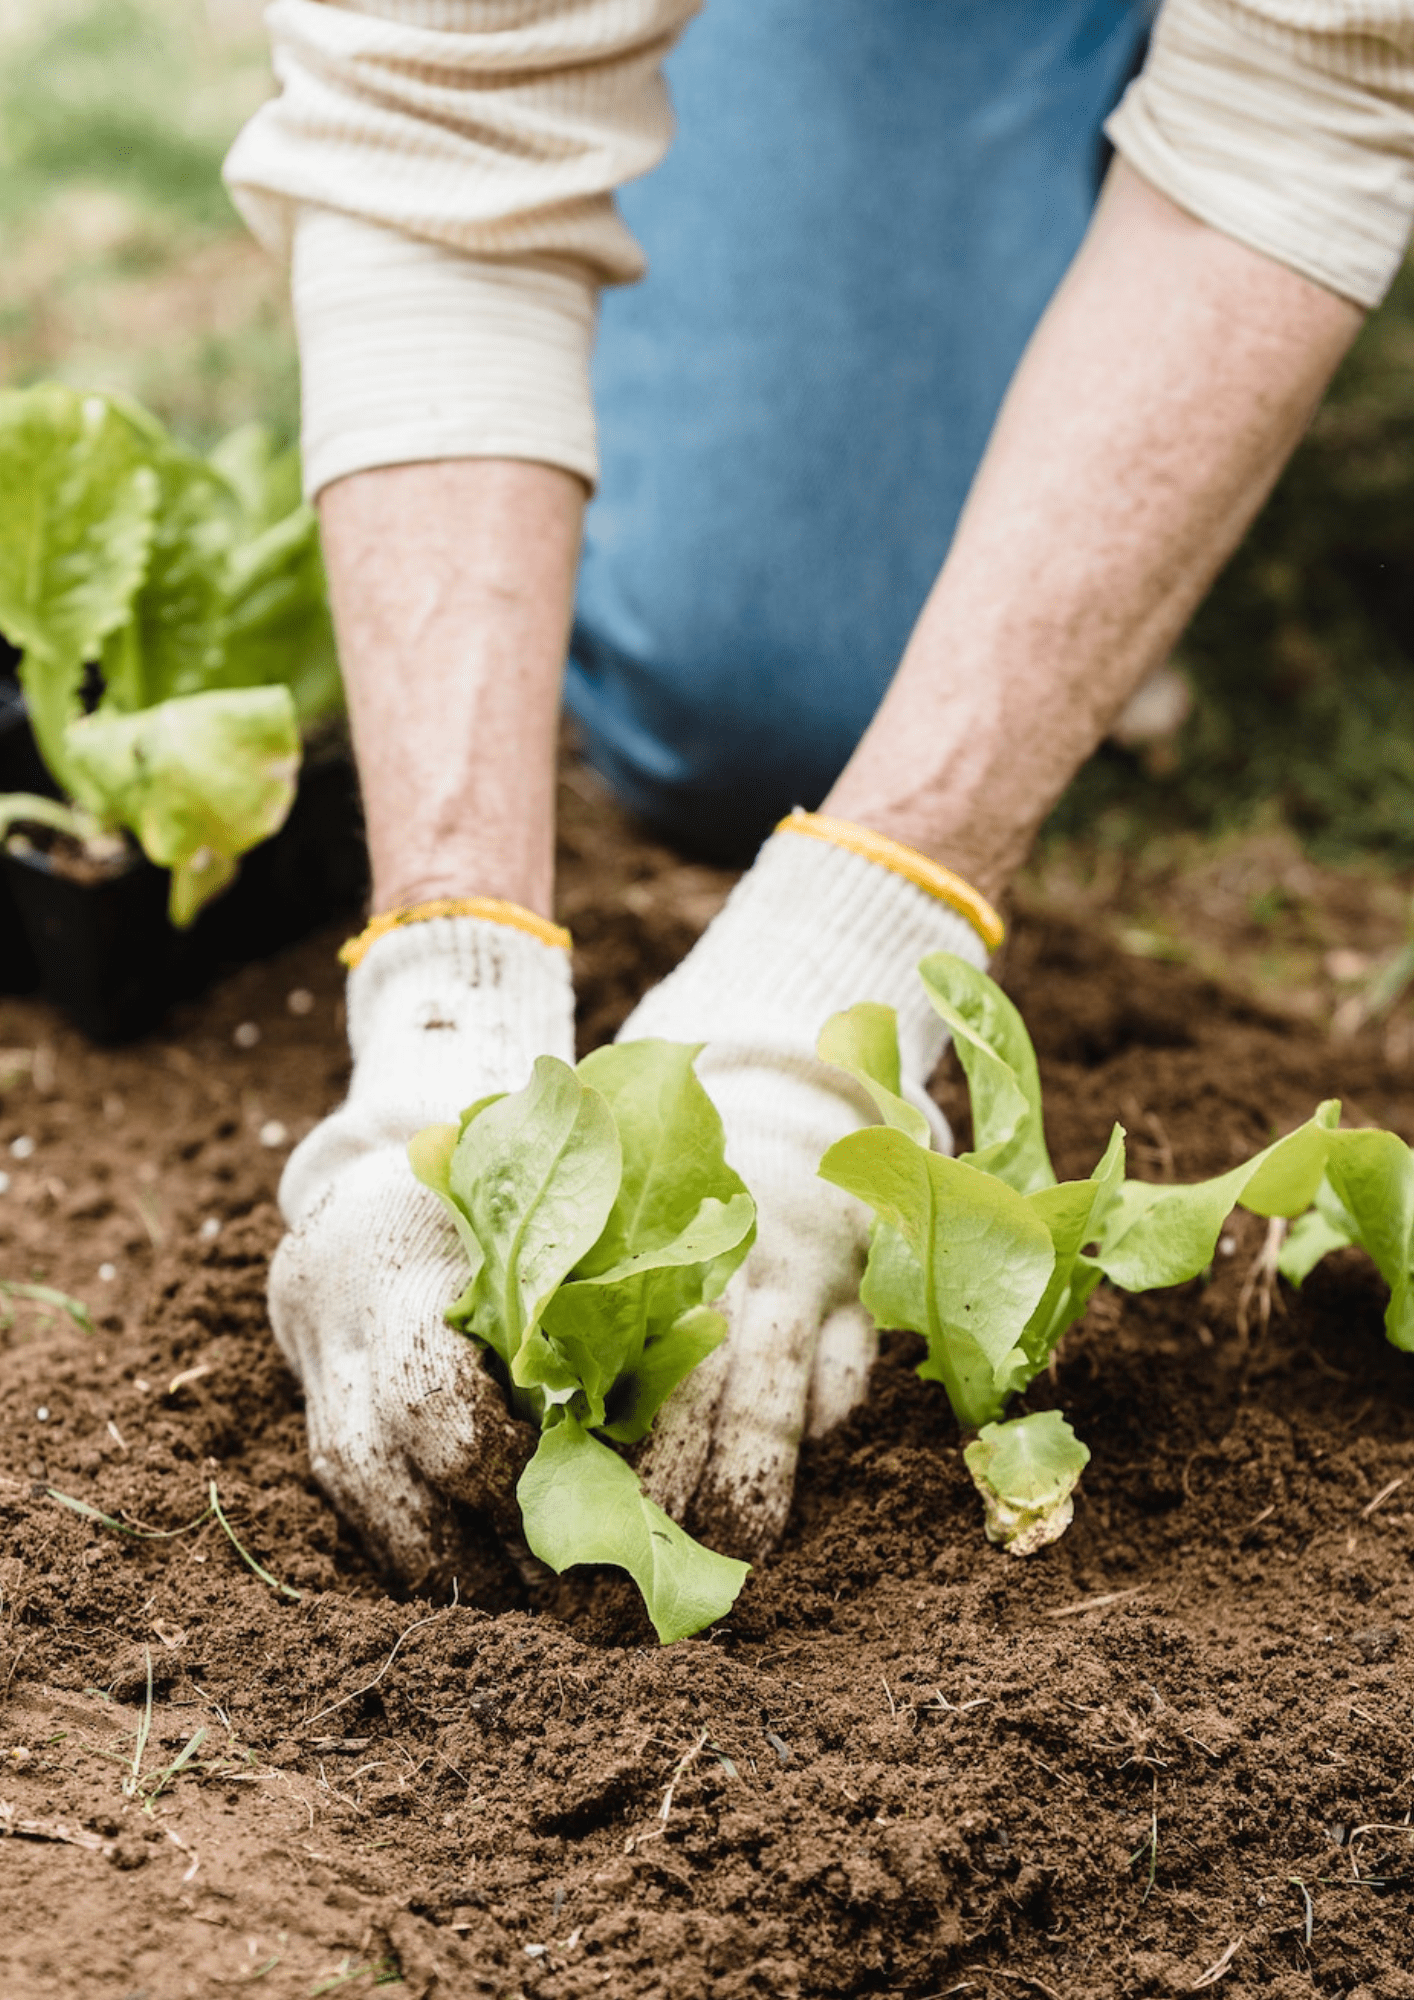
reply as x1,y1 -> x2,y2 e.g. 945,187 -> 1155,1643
1,0 -> 1411,869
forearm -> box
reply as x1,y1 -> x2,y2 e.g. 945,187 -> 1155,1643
321,458 -> 585,920
826,160 -> 1363,902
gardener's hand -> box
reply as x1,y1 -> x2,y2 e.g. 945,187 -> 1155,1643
620,818 -> 993,1559
268,912 -> 575,1586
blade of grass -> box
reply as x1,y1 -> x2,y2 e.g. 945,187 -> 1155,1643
1128,1807 -> 1158,1903
309,1960 -> 401,1995
122,1647 -> 154,1798
2,1280 -> 92,1334
208,1481 -> 303,1602
142,1726 -> 208,1804
46,1487 -> 211,1540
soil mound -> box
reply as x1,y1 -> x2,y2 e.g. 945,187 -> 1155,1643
2,784 -> 1412,1998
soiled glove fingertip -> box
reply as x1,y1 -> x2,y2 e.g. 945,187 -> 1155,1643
688,1459 -> 796,1566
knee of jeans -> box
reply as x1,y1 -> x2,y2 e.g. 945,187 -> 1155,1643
565,625 -> 869,864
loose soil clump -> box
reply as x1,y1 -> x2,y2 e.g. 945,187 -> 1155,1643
1,771 -> 1412,2000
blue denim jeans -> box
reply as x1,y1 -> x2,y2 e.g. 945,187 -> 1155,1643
567,0 -> 1151,859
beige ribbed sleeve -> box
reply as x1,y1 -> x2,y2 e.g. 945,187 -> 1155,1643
223,0 -> 699,496
1108,0 -> 1414,308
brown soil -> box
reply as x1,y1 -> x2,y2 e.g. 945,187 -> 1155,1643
2,769 -> 1414,2000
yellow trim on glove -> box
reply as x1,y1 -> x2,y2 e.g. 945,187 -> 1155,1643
776,810 -> 1004,952
339,897 -> 572,969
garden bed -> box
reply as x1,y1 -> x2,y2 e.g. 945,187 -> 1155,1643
1,767 -> 1412,2000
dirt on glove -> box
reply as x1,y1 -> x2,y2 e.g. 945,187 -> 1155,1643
1,766 -> 1413,2000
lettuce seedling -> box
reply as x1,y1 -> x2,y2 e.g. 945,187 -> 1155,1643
818,954 -> 1380,1553
411,1040 -> 756,1643
0,386 -> 340,923
1278,1128 -> 1414,1347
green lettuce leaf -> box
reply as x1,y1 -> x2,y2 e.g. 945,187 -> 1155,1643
963,1411 -> 1091,1556
208,424 -> 341,725
820,1126 -> 1055,1429
407,1120 -> 487,1279
518,1418 -> 749,1644
1279,1198 -> 1358,1288
817,1002 -> 932,1146
598,1305 -> 728,1445
1321,1129 -> 1414,1350
917,952 -> 1055,1193
64,684 -> 300,925
539,1197 -> 752,1430
220,504 -> 342,728
207,423 -> 303,531
1092,1101 -> 1340,1291
1011,1123 -> 1128,1388
438,1057 -> 621,1381
411,1042 -> 756,1642
575,1039 -> 752,1269
523,1040 -> 754,1428
97,439 -> 236,713
0,385 -> 159,794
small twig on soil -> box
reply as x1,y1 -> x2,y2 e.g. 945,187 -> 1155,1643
0,1798 -> 113,1855
208,1482 -> 302,1601
1289,1877 -> 1313,1947
132,1187 -> 166,1248
1360,1476 -> 1406,1519
881,1677 -> 897,1720
1304,1346 -> 1353,1383
1347,1822 -> 1414,1880
990,1973 -> 1063,2000
1182,1729 -> 1220,1760
1043,1586 -> 1147,1620
167,1362 -> 214,1397
927,1692 -> 991,1716
1189,1938 -> 1243,1990
302,1603 -> 453,1732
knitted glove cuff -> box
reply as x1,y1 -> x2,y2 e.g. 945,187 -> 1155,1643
623,821 -> 990,1082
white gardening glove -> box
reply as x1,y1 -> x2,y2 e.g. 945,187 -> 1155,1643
269,911 -> 575,1585
620,819 -> 995,1558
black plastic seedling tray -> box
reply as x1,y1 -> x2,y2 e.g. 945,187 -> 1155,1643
0,674 -> 50,996
0,680 -> 368,1039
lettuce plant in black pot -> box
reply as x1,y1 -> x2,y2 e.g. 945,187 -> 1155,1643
0,386 -> 365,1038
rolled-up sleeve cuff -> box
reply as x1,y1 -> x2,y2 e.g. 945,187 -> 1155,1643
1106,0 -> 1414,309
291,206 -> 599,500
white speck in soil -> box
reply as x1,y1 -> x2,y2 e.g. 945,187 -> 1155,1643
233,1022 -> 262,1049
287,988 -> 315,1016
35,1407 -> 48,1423
1218,1234 -> 1237,1256
10,1135 -> 35,1160
98,1263 -> 116,1283
199,1217 -> 221,1241
259,1120 -> 288,1149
